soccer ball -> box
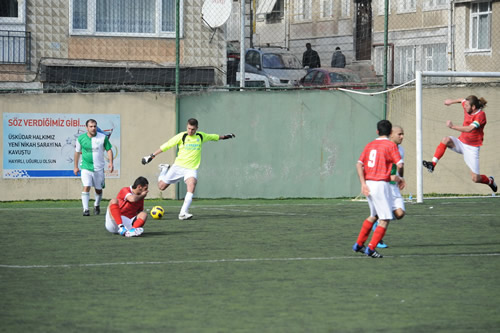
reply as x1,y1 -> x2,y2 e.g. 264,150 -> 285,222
150,206 -> 165,220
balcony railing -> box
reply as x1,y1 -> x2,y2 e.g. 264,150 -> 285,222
0,30 -> 31,70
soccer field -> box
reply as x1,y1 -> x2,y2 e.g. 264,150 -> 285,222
1,197 -> 499,332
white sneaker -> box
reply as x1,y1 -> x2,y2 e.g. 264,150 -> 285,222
178,213 -> 193,220
125,227 -> 144,237
158,163 -> 170,172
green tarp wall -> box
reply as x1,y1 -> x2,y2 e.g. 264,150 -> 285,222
178,90 -> 385,198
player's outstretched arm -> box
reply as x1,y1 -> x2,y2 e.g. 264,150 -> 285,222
141,149 -> 163,165
444,98 -> 463,106
220,133 -> 236,140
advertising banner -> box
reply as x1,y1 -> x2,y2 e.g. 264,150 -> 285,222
3,113 -> 120,178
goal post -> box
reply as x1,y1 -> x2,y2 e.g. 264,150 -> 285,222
415,71 -> 500,203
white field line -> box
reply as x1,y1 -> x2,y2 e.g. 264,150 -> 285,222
198,207 -> 308,216
2,253 -> 499,269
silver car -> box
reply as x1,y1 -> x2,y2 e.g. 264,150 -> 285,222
242,48 -> 306,87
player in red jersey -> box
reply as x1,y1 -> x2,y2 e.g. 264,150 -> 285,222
423,96 -> 497,192
105,176 -> 149,237
352,120 -> 405,258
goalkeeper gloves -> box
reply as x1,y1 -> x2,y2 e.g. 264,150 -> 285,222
222,133 -> 235,140
141,154 -> 155,165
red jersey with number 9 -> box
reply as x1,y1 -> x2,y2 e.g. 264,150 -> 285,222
458,100 -> 486,147
358,138 -> 402,182
116,186 -> 144,218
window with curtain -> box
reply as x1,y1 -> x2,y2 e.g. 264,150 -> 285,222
423,0 -> 448,11
70,0 -> 179,37
341,0 -> 350,17
293,0 -> 312,21
397,0 -> 416,13
378,0 -> 391,16
320,0 -> 334,19
396,45 -> 414,84
470,1 -> 491,51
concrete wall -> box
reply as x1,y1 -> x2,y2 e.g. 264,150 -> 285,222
1,90 -> 384,200
2,86 -> 499,201
0,92 -> 177,201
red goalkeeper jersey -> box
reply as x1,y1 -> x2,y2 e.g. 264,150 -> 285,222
359,138 -> 402,182
458,100 -> 486,147
116,186 -> 144,218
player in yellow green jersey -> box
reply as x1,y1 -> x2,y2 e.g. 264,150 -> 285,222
141,118 -> 235,220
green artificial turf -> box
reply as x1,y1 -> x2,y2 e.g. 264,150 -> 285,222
1,198 -> 499,332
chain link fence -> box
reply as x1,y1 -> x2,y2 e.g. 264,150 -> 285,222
0,0 -> 499,93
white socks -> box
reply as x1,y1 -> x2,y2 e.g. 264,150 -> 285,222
81,192 -> 90,211
95,193 -> 102,207
180,192 -> 194,214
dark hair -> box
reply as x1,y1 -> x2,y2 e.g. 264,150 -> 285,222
466,95 -> 487,109
377,120 -> 392,136
335,47 -> 341,50
86,119 -> 97,126
132,176 -> 149,189
187,118 -> 198,127
306,43 -> 311,48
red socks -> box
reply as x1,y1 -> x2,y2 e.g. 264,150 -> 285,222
433,142 -> 447,165
479,175 -> 491,184
356,219 -> 374,246
109,203 -> 123,226
133,218 -> 145,228
368,226 -> 387,251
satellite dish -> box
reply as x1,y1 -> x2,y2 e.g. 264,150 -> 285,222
202,0 -> 232,28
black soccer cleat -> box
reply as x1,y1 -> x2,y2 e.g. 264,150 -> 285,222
352,243 -> 366,254
423,160 -> 435,173
94,205 -> 100,215
83,209 -> 90,216
365,247 -> 383,258
489,176 -> 497,193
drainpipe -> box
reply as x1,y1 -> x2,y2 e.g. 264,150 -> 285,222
448,1 -> 454,72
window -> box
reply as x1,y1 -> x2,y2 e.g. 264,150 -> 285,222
422,44 -> 447,83
396,45 -> 414,84
0,0 -> 25,24
378,0 -> 391,16
397,0 -> 416,13
69,0 -> 181,37
423,0 -> 448,11
303,71 -> 315,84
470,1 -> 491,51
341,0 -> 350,17
313,71 -> 325,84
266,0 -> 284,23
320,0 -> 334,18
294,0 -> 312,21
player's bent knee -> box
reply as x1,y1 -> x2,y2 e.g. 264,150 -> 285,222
138,211 -> 148,221
395,211 -> 405,219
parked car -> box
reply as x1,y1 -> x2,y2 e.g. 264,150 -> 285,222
298,68 -> 366,89
239,48 -> 306,87
235,72 -> 270,89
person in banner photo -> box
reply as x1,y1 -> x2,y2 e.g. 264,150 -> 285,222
74,119 -> 114,216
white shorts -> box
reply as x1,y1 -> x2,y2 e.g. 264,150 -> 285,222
158,164 -> 197,184
390,183 -> 405,212
105,207 -> 136,233
81,169 -> 105,190
449,136 -> 480,174
366,180 -> 394,220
